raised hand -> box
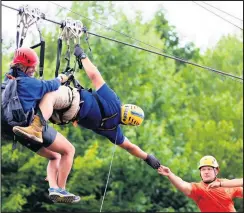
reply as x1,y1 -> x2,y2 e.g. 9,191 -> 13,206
58,73 -> 69,83
207,181 -> 221,189
157,165 -> 171,176
74,44 -> 87,59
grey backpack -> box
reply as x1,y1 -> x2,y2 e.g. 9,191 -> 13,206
1,77 -> 33,127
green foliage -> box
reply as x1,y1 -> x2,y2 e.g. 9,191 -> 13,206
1,1 -> 243,212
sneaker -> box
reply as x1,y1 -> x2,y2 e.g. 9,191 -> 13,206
71,196 -> 81,203
49,188 -> 80,204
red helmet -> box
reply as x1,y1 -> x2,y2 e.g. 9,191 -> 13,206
12,47 -> 39,67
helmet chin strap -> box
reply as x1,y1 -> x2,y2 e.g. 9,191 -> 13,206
20,65 -> 28,74
24,67 -> 28,73
202,177 -> 217,184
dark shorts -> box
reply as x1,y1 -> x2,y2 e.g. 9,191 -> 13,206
16,124 -> 57,152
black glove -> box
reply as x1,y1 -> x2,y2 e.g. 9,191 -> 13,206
144,154 -> 161,169
74,44 -> 87,59
74,44 -> 87,69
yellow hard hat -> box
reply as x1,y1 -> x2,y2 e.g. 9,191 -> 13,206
121,104 -> 144,126
198,155 -> 219,169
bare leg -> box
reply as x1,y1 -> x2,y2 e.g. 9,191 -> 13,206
12,86 -> 79,143
39,91 -> 57,120
36,147 -> 61,188
46,132 -> 75,189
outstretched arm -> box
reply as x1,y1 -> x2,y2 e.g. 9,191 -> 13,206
119,138 -> 148,159
74,44 -> 105,90
119,138 -> 161,169
158,165 -> 192,196
208,178 -> 243,189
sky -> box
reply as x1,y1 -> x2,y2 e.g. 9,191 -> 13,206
1,1 -> 243,52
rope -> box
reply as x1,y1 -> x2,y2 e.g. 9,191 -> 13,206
99,128 -> 118,212
2,3 -> 243,82
88,32 -> 243,82
48,1 -> 167,53
48,1 -> 244,83
201,1 -> 243,22
192,1 -> 243,30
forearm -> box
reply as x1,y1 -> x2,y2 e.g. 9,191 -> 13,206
167,173 -> 191,195
127,144 -> 148,159
81,57 -> 101,81
221,178 -> 243,187
42,78 -> 61,93
120,142 -> 147,160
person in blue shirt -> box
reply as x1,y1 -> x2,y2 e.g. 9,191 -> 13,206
1,47 -> 80,203
13,44 -> 161,170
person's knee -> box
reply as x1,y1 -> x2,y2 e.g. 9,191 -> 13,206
68,144 -> 75,157
50,132 -> 76,157
49,152 -> 61,161
62,143 -> 75,157
37,147 -> 62,160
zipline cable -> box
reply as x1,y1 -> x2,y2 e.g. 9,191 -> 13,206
192,1 -> 243,30
47,2 -> 244,83
2,3 -> 243,83
201,1 -> 243,22
88,31 -> 243,81
48,1 -> 168,53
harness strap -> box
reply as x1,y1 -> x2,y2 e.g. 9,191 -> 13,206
12,135 -> 18,151
30,40 -> 45,79
97,126 -> 117,131
49,86 -> 75,125
55,38 -> 63,77
39,40 -> 45,79
92,92 -> 118,131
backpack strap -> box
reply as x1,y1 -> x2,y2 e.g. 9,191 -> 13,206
12,135 -> 18,151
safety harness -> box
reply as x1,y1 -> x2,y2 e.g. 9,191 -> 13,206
51,17 -> 86,125
91,93 -> 118,131
50,17 -> 118,130
16,4 -> 45,79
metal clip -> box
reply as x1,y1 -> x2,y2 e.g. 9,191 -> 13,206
18,4 -> 44,46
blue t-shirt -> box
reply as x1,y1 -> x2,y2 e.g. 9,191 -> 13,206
4,69 -> 61,113
77,83 -> 125,145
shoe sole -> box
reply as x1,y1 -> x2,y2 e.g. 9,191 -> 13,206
49,195 -> 80,204
71,197 -> 81,204
12,127 -> 43,144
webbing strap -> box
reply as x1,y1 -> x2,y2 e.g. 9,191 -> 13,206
39,40 -> 45,79
55,38 -> 63,77
16,31 -> 20,49
30,40 -> 45,79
